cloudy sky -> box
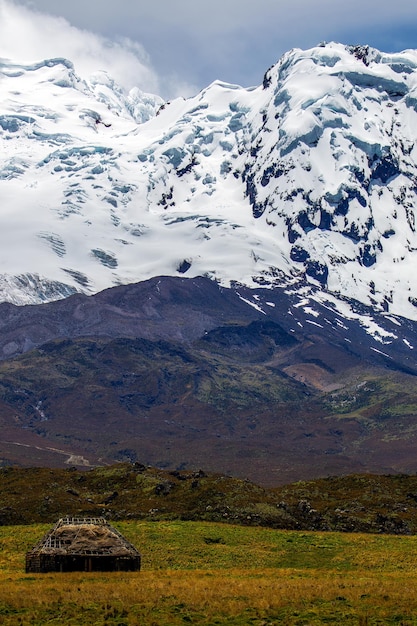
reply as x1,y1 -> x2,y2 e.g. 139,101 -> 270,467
1,0 -> 417,99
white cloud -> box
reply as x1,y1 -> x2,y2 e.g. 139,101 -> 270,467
0,0 -> 161,94
2,0 -> 417,98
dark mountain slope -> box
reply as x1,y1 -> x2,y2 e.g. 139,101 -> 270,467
0,275 -> 416,374
0,277 -> 417,485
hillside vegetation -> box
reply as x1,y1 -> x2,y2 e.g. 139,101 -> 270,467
2,463 -> 417,535
1,325 -> 417,485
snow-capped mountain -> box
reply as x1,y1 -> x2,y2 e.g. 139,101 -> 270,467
2,42 -> 417,333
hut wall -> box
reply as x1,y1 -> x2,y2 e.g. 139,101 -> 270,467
25,553 -> 141,573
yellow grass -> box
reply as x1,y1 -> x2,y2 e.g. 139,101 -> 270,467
1,521 -> 417,624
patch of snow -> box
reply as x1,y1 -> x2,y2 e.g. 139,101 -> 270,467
306,319 -> 324,328
303,306 -> 320,318
237,294 -> 266,314
370,346 -> 391,358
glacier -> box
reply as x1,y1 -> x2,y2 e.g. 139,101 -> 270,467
1,43 -> 417,330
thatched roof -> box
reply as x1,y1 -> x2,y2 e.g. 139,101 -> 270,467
28,517 -> 140,557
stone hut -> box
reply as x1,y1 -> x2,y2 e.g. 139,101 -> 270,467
25,516 -> 141,573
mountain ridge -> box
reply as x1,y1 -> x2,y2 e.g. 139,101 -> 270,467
2,42 -> 417,327
0,275 -> 415,373
0,276 -> 416,484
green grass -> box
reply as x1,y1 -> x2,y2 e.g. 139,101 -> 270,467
326,373 -> 417,425
2,521 -> 417,624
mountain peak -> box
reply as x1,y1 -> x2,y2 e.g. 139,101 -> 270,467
1,43 -> 417,336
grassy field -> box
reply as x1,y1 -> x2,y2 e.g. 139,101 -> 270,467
1,522 -> 417,624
